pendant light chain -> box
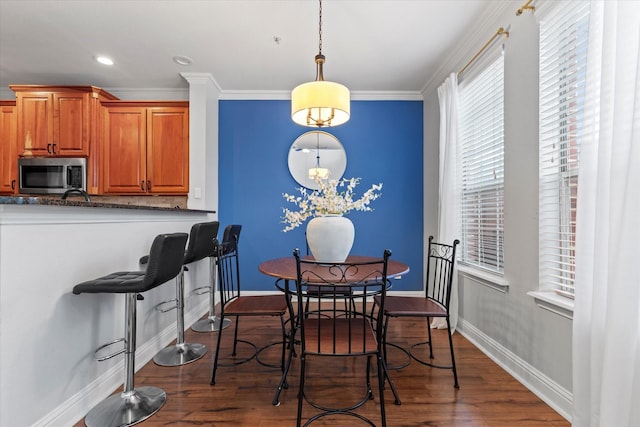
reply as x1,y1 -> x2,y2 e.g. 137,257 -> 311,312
290,0 -> 350,128
318,0 -> 323,55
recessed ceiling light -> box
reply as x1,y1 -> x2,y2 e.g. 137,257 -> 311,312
95,56 -> 114,66
172,56 -> 193,66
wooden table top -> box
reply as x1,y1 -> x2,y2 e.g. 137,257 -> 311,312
258,255 -> 410,282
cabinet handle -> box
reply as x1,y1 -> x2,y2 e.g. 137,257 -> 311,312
47,143 -> 52,154
140,181 -> 145,191
147,180 -> 151,191
11,179 -> 15,190
52,144 -> 57,154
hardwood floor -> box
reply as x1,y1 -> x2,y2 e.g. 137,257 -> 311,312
73,313 -> 569,426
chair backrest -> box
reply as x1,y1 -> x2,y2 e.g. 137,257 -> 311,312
183,221 -> 219,264
220,224 -> 242,255
293,249 -> 391,356
425,236 -> 459,310
214,227 -> 242,310
142,232 -> 189,290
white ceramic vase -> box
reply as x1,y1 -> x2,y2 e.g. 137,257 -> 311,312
306,215 -> 355,263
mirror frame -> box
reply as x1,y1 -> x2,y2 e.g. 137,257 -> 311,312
287,131 -> 347,190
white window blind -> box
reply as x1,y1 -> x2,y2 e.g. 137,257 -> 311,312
538,0 -> 590,298
458,51 -> 505,273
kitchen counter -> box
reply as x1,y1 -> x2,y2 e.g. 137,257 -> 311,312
0,197 -> 216,426
0,195 -> 216,214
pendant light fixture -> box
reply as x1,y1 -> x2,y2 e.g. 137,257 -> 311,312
291,0 -> 350,128
308,132 -> 330,179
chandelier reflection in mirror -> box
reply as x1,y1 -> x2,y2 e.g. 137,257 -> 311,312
291,0 -> 350,127
288,131 -> 347,190
308,132 -> 330,179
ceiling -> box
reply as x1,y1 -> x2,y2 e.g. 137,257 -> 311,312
0,0 -> 509,96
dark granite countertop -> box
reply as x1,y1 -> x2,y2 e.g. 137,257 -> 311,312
0,196 -> 216,214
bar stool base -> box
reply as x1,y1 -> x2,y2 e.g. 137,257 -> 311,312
191,316 -> 231,333
153,343 -> 207,366
84,386 -> 166,427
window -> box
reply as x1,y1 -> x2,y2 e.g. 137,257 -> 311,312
457,51 -> 505,273
538,0 -> 590,298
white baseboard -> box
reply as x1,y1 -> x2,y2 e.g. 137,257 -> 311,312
457,318 -> 573,422
32,300 -> 209,427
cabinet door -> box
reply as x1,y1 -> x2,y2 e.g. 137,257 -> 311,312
146,107 -> 189,194
54,92 -> 89,156
103,107 -> 147,194
16,93 -> 52,156
0,104 -> 18,194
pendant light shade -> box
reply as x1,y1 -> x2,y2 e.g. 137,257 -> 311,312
292,80 -> 350,128
291,0 -> 350,128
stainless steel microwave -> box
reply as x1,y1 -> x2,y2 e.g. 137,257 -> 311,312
18,157 -> 87,194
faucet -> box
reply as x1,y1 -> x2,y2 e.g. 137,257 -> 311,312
61,188 -> 91,202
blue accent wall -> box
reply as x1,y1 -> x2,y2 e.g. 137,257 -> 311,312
219,99 -> 424,291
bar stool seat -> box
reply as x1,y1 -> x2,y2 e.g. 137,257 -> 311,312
73,232 -> 188,427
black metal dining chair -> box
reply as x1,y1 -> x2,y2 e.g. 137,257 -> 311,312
210,227 -> 290,386
293,248 -> 392,426
375,236 -> 460,388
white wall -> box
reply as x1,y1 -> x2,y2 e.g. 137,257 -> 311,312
422,1 -> 572,420
0,204 -> 213,426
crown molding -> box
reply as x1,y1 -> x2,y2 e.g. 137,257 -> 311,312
219,90 -> 423,101
421,0 -> 515,95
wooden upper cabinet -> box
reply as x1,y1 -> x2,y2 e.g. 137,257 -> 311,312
146,107 -> 189,194
102,101 -> 189,195
10,85 -> 117,158
0,101 -> 18,194
103,106 -> 147,194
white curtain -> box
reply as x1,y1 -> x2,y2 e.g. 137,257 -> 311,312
572,1 -> 640,426
434,72 -> 460,331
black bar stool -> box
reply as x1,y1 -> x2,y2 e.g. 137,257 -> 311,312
72,232 -> 188,427
151,221 -> 218,366
191,224 -> 241,333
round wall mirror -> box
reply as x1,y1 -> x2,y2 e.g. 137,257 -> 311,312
287,131 -> 347,190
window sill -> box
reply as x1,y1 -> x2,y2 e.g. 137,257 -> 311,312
457,264 -> 510,293
527,290 -> 574,320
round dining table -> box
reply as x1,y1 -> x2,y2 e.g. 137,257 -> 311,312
258,255 -> 410,283
257,254 -> 409,406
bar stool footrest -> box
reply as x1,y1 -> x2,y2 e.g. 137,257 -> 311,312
192,285 -> 211,296
155,299 -> 177,313
93,338 -> 126,362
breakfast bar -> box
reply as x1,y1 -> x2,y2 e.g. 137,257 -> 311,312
0,197 -> 215,427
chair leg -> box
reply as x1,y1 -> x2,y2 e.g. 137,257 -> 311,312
210,313 -> 226,385
381,315 -> 402,405
232,316 -> 240,356
377,353 -> 388,427
446,317 -> 460,389
85,293 -> 166,427
366,356 -> 373,400
426,316 -> 435,359
296,355 -> 306,427
273,314 -> 293,406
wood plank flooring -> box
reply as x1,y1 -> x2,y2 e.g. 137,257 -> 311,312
73,312 -> 569,426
